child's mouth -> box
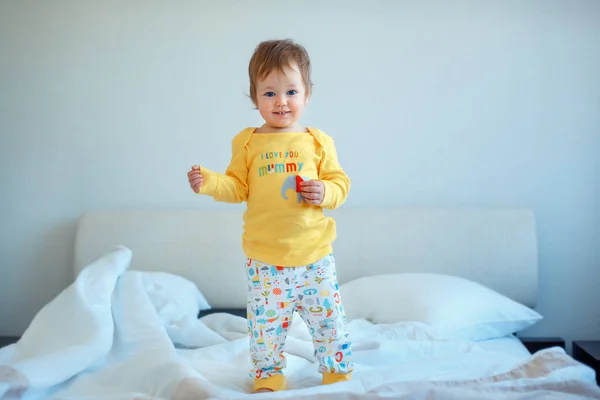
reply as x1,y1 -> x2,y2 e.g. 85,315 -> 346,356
274,111 -> 290,115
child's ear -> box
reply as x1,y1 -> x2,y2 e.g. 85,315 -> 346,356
305,85 -> 312,105
247,92 -> 258,109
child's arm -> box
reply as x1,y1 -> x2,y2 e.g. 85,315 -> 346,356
317,136 -> 350,209
195,138 -> 248,203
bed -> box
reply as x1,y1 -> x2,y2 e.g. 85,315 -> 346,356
1,207 -> 599,399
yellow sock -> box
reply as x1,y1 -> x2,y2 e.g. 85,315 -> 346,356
322,372 -> 352,385
254,374 -> 286,392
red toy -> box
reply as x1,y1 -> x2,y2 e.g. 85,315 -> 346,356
295,175 -> 304,192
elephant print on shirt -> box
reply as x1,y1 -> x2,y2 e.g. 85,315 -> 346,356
281,175 -> 310,203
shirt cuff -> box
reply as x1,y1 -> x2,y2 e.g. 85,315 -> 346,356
320,180 -> 334,208
197,166 -> 218,196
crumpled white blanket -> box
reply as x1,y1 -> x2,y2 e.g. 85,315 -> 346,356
1,246 -> 599,400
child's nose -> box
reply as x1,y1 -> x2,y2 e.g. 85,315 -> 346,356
275,95 -> 287,106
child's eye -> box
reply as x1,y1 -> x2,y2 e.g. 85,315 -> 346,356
287,90 -> 298,96
264,92 -> 275,97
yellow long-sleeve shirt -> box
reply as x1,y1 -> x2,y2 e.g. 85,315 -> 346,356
198,127 -> 350,267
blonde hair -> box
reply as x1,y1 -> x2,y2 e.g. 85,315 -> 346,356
248,39 -> 313,105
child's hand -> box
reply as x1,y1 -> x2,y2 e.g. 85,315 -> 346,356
187,165 -> 204,193
300,180 -> 325,205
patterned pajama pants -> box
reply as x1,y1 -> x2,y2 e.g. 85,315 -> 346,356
246,254 -> 353,381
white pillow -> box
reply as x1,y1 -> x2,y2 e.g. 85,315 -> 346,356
143,271 -> 211,326
340,273 -> 542,341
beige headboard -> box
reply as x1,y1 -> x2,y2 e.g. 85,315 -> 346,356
73,207 -> 538,308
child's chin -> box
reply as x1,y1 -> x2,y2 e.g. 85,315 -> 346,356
271,120 -> 298,128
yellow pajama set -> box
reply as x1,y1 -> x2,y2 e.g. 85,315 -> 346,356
197,127 -> 353,392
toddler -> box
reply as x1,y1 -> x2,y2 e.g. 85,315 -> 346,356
187,39 -> 353,392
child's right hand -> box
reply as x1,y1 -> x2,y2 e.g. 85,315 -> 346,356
187,165 -> 204,193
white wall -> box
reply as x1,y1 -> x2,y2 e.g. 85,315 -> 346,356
1,1 -> 599,348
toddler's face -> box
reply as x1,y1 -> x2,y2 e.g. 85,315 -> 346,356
255,64 -> 308,132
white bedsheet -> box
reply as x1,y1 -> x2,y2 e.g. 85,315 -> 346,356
475,336 -> 531,359
1,247 -> 599,400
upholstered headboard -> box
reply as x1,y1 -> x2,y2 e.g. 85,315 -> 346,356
73,208 -> 538,308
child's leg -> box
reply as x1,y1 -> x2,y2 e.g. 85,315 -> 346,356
296,254 -> 353,384
245,258 -> 296,392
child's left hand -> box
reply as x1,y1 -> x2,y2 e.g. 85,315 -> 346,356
300,180 -> 325,205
